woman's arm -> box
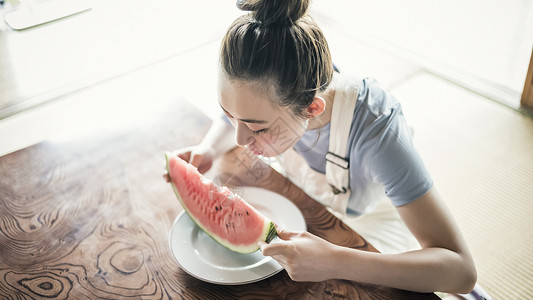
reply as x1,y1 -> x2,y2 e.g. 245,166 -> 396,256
334,187 -> 476,293
260,187 -> 477,294
198,117 -> 236,159
397,187 -> 477,292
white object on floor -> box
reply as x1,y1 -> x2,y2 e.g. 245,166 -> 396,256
4,0 -> 91,30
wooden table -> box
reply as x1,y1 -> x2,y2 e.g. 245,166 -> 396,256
0,100 -> 439,299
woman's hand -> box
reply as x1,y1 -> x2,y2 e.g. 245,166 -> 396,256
163,144 -> 215,182
259,228 -> 339,282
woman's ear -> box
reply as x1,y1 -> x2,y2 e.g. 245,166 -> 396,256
306,96 -> 326,117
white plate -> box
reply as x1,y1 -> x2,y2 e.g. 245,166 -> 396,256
169,186 -> 306,285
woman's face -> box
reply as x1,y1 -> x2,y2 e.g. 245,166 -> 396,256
218,74 -> 307,157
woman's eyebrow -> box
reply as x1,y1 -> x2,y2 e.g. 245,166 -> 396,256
219,104 -> 268,124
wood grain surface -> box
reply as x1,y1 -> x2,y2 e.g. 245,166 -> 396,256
0,100 -> 438,299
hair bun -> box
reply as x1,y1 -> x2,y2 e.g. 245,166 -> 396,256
237,0 -> 310,26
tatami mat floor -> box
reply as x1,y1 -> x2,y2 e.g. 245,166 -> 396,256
1,3 -> 532,299
395,73 -> 533,299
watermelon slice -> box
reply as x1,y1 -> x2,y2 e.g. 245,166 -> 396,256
165,153 -> 277,253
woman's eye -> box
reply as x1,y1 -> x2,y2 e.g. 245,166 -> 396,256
252,128 -> 268,135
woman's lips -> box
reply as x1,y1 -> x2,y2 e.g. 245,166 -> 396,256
252,149 -> 263,156
248,146 -> 263,156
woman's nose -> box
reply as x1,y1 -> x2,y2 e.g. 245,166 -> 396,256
235,122 -> 254,147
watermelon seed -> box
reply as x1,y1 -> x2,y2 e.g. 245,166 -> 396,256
246,210 -> 249,216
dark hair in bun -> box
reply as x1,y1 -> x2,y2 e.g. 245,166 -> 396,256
236,0 -> 309,26
221,0 -> 333,119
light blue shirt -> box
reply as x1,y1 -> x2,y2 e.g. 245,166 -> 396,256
294,78 -> 433,215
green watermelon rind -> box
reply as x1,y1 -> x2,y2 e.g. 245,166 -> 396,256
166,152 -> 277,254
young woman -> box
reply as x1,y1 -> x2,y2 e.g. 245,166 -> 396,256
170,0 -> 477,295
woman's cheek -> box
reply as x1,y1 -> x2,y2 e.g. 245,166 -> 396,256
259,133 -> 300,156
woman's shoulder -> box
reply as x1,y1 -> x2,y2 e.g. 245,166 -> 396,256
349,77 -> 401,119
334,74 -> 399,114
346,76 -> 407,152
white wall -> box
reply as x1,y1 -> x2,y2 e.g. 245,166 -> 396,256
312,0 -> 533,106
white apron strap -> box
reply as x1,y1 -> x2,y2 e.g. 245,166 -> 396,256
325,75 -> 359,215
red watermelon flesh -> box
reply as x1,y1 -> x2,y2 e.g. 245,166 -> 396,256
166,153 -> 277,253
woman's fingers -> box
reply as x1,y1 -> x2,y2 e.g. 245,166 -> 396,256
276,227 -> 299,240
259,228 -> 301,257
189,152 -> 203,168
259,240 -> 287,257
176,151 -> 191,163
171,147 -> 213,174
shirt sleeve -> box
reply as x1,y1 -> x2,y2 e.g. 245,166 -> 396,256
354,79 -> 433,207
